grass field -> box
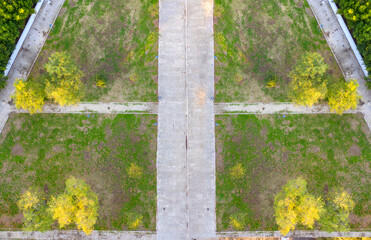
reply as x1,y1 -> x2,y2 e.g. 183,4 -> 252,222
0,113 -> 157,231
216,114 -> 371,231
214,0 -> 343,102
29,0 -> 158,102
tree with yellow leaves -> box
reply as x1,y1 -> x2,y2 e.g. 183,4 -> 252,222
12,78 -> 45,114
328,79 -> 360,114
274,177 -> 324,236
49,177 -> 98,235
18,188 -> 53,231
319,189 -> 355,232
288,52 -> 328,107
44,52 -> 84,106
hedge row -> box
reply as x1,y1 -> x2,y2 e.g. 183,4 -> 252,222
335,0 -> 371,73
0,0 -> 38,85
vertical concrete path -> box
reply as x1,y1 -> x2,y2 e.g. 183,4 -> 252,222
156,0 -> 216,239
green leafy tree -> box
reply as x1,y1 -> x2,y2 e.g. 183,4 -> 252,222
44,52 -> 84,106
274,177 -> 324,236
0,0 -> 37,78
319,189 -> 355,232
288,52 -> 328,107
18,188 -> 54,232
12,78 -> 45,114
328,79 -> 360,114
49,177 -> 98,235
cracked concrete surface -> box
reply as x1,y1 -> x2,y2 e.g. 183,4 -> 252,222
0,231 -> 156,240
12,102 -> 158,114
156,0 -> 216,239
214,102 -> 361,115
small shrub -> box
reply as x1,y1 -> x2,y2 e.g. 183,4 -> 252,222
237,50 -> 246,62
266,75 -> 277,88
234,73 -> 243,83
129,72 -> 139,83
267,80 -> 277,88
230,213 -> 246,230
126,50 -> 135,62
126,212 -> 143,230
148,4 -> 158,18
127,163 -> 143,179
215,32 -> 228,52
145,32 -> 158,52
214,4 -> 224,18
94,73 -> 107,88
96,79 -> 106,88
229,163 -> 245,179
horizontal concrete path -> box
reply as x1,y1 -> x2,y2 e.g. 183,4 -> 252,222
0,231 -> 156,240
215,102 -> 361,115
1,230 -> 369,240
12,102 -> 158,114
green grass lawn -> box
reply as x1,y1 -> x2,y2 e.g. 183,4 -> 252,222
0,113 -> 157,231
216,114 -> 371,231
214,0 -> 343,102
29,0 -> 158,102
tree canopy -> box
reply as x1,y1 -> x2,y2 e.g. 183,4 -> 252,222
328,79 -> 360,114
49,177 -> 98,235
13,78 -> 44,114
44,52 -> 84,106
18,188 -> 53,232
274,177 -> 324,235
288,52 -> 328,107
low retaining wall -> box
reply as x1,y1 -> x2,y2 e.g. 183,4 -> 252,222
327,0 -> 368,77
3,0 -> 46,76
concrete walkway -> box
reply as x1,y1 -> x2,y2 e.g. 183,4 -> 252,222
0,231 -> 156,240
156,0 -> 215,239
0,0 -> 65,134
218,231 -> 371,238
306,0 -> 371,130
1,230 -> 369,240
12,102 -> 158,114
215,102 -> 361,115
